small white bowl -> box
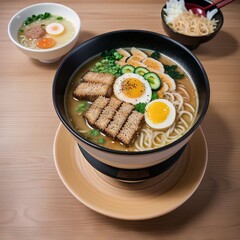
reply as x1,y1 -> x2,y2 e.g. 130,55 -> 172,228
8,3 -> 81,63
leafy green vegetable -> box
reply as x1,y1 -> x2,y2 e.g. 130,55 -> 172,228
89,129 -> 100,137
56,16 -> 63,20
75,101 -> 89,114
24,12 -> 52,25
151,91 -> 159,101
134,102 -> 147,114
164,65 -> 184,80
150,51 -> 161,60
102,49 -> 123,60
98,138 -> 105,144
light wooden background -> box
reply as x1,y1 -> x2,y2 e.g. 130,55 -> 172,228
1,0 -> 240,239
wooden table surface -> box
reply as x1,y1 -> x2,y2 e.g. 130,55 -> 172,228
1,0 -> 240,239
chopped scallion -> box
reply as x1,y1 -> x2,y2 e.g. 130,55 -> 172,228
75,101 -> 89,113
98,138 -> 105,144
24,12 -> 52,25
89,129 -> 100,137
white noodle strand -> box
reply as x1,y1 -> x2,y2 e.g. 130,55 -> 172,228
134,89 -> 196,150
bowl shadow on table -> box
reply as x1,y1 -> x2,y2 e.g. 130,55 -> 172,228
193,30 -> 239,58
92,104 -> 233,232
29,30 -> 96,68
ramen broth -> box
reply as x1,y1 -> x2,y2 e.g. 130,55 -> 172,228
18,14 -> 75,49
64,48 -> 198,151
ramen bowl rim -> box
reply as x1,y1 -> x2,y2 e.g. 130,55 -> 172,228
52,29 -> 210,156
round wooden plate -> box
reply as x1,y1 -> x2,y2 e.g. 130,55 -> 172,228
53,124 -> 208,220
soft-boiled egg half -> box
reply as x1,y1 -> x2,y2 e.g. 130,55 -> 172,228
114,73 -> 152,104
145,99 -> 176,129
46,23 -> 64,35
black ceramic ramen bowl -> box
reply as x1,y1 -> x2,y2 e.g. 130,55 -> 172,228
52,30 -> 210,170
161,0 -> 224,50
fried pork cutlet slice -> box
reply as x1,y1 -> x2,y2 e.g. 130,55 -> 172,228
94,98 -> 122,131
84,96 -> 109,126
82,72 -> 116,86
105,102 -> 134,139
73,82 -> 112,101
117,110 -> 144,146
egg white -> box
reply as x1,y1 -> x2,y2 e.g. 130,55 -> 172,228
144,99 -> 176,129
113,73 -> 152,104
46,23 -> 64,35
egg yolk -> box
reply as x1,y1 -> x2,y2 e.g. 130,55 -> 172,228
36,38 -> 56,49
147,102 -> 170,124
121,78 -> 145,98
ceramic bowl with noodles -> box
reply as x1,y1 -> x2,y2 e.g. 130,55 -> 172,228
161,0 -> 224,50
8,3 -> 81,63
53,30 -> 210,169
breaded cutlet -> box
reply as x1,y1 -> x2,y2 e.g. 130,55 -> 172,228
94,97 -> 122,131
84,96 -> 109,126
117,110 -> 144,146
73,82 -> 112,101
83,72 -> 116,86
105,102 -> 134,138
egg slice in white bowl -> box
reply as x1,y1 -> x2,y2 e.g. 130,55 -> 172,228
46,23 -> 65,35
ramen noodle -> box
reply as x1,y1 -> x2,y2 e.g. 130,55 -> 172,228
168,11 -> 218,36
164,0 -> 218,36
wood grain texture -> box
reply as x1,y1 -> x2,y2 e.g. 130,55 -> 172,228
0,0 -> 240,239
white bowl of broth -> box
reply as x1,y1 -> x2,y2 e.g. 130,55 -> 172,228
8,3 -> 81,63
53,30 -> 210,169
